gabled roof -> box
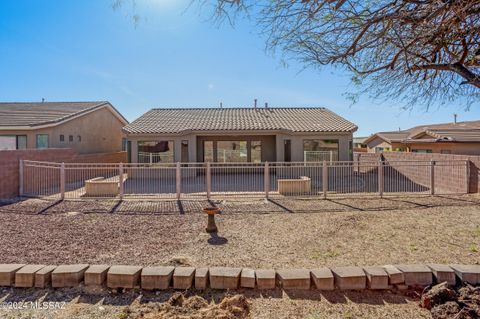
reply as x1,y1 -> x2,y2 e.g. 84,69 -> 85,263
406,129 -> 480,143
0,101 -> 128,129
123,107 -> 357,135
365,120 -> 480,145
364,131 -> 410,144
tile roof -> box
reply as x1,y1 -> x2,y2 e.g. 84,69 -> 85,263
366,120 -> 480,144
406,129 -> 480,143
123,107 -> 357,134
372,131 -> 411,143
0,101 -> 111,127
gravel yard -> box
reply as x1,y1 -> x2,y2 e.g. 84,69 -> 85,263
0,194 -> 479,318
0,194 -> 479,267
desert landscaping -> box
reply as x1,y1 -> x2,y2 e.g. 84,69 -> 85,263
0,194 -> 479,318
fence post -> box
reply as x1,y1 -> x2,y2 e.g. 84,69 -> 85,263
119,163 -> 124,200
322,160 -> 328,199
206,162 -> 211,199
378,160 -> 384,198
176,162 -> 181,200
430,160 -> 435,195
19,160 -> 24,197
329,151 -> 333,163
60,162 -> 65,200
264,161 -> 270,199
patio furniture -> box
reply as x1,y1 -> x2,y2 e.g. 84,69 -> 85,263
84,174 -> 128,197
278,176 -> 311,195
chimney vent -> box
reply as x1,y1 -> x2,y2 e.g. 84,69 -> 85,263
254,99 -> 257,109
265,102 -> 268,108
220,102 -> 223,108
454,113 -> 458,124
41,98 -> 45,103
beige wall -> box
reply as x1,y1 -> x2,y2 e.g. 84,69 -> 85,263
127,131 -> 353,163
0,107 -> 125,154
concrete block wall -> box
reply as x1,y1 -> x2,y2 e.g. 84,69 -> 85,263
356,152 -> 473,194
0,263 -> 478,291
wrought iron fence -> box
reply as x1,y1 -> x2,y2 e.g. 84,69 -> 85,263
20,159 -> 469,200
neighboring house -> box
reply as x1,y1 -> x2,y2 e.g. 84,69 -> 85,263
0,101 -> 128,154
365,120 -> 480,155
123,107 -> 357,163
353,137 -> 368,152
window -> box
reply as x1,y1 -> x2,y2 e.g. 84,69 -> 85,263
284,140 -> 291,162
441,150 -> 451,154
78,135 -> 81,142
251,141 -> 262,163
0,136 -> 16,150
36,134 -> 49,149
375,147 -> 391,153
217,141 -> 248,162
138,140 -> 174,163
69,135 -> 73,142
303,139 -> 339,161
204,141 -> 214,162
60,135 -> 65,142
0,135 -> 27,150
122,138 -> 127,151
412,149 -> 432,153
181,140 -> 189,162
16,135 -> 27,149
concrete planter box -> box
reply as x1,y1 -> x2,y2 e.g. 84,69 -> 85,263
278,176 -> 311,195
84,174 -> 127,197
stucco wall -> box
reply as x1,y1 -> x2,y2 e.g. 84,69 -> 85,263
127,131 -> 353,163
0,107 -> 125,154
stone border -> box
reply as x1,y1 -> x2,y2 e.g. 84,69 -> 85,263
0,263 -> 478,291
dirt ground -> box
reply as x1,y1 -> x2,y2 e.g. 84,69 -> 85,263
0,194 -> 479,318
0,287 -> 430,319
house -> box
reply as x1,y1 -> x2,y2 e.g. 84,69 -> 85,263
364,120 -> 480,155
0,101 -> 128,154
123,107 -> 357,163
353,137 -> 368,152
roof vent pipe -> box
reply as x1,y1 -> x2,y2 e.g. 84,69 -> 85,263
265,102 -> 268,108
454,113 -> 457,124
254,99 -> 257,109
220,102 -> 223,108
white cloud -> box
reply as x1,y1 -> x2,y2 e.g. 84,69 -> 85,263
208,83 -> 214,90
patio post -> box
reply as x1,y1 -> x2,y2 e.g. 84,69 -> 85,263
19,159 -> 24,197
264,161 -> 270,199
206,162 -> 211,199
119,163 -> 124,200
176,162 -> 181,200
378,160 -> 384,198
322,160 -> 328,199
430,160 -> 435,195
60,162 -> 65,200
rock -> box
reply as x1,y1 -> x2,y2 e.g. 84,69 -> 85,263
421,282 -> 458,310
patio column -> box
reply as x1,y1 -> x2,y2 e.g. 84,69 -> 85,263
130,140 -> 138,163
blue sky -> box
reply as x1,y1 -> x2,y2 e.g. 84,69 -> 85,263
0,0 -> 478,136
